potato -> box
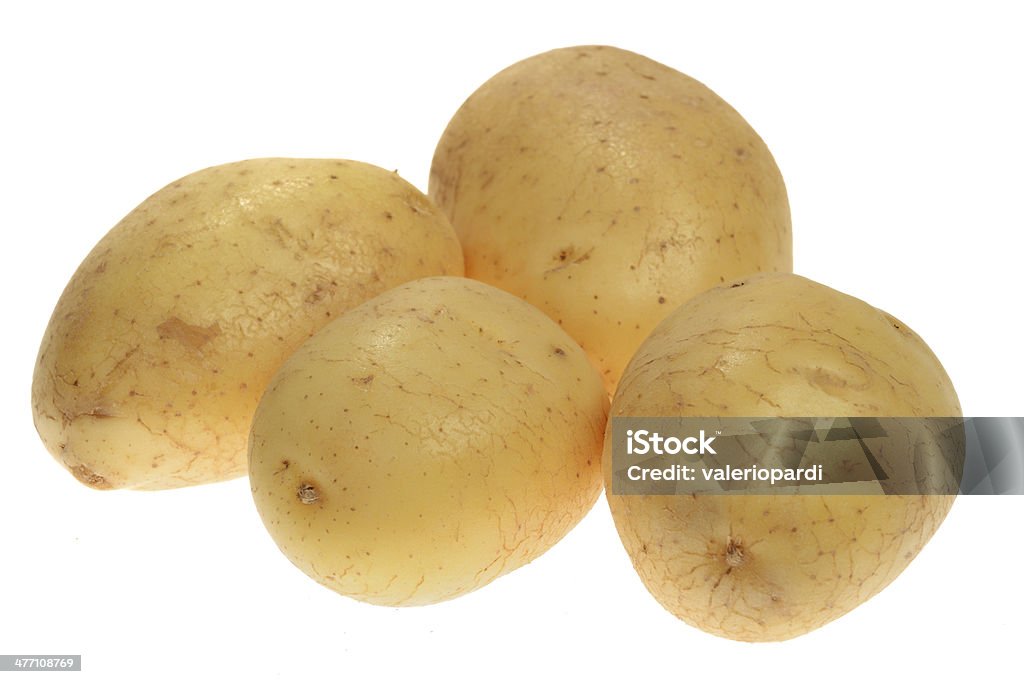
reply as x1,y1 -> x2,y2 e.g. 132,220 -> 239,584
605,273 -> 961,641
248,276 -> 607,606
430,45 -> 792,393
32,159 -> 463,490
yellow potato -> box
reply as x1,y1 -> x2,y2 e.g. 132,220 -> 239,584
605,273 -> 961,641
248,276 -> 607,606
32,159 -> 463,490
430,45 -> 791,393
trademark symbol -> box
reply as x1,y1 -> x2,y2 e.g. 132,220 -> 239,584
716,430 -> 723,436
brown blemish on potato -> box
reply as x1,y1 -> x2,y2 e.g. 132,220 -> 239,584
885,314 -> 910,334
297,483 -> 320,504
71,465 -> 112,490
545,246 -> 593,275
81,406 -> 116,420
724,538 -> 746,568
156,317 -> 221,348
804,367 -> 851,391
304,280 -> 337,304
352,374 -> 375,387
401,192 -> 429,215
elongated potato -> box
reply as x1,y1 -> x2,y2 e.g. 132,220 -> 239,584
249,276 -> 608,606
32,159 -> 463,490
430,45 -> 792,392
605,273 -> 961,641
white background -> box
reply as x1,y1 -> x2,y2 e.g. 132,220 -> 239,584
3,1 -> 1022,682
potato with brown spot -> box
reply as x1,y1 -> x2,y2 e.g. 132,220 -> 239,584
430,45 -> 792,393
32,158 -> 463,490
248,276 -> 608,606
605,273 -> 961,641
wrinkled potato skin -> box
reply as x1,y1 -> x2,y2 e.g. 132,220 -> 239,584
430,45 -> 791,393
605,274 -> 961,641
32,159 -> 463,490
249,277 -> 608,606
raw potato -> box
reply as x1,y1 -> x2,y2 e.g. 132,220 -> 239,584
32,159 -> 463,490
430,45 -> 792,393
248,276 -> 608,606
605,273 -> 961,641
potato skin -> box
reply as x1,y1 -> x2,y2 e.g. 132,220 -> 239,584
248,276 -> 608,606
605,273 -> 961,641
430,45 -> 791,393
32,159 -> 463,490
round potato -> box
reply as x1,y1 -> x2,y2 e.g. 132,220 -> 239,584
248,276 -> 608,606
32,159 -> 463,490
605,273 -> 961,641
430,45 -> 792,393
